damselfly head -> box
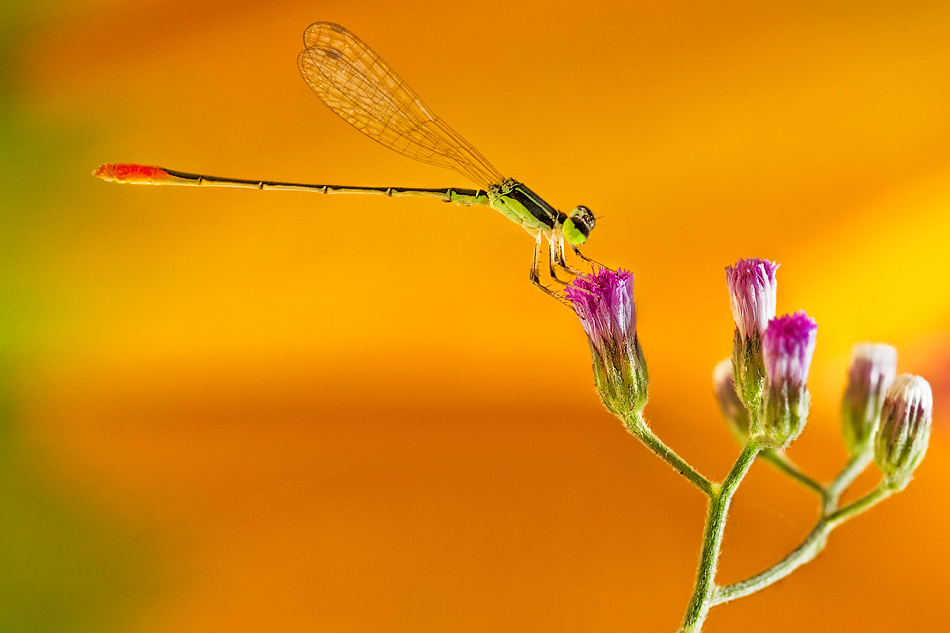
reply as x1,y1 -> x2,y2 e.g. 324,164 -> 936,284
563,205 -> 595,245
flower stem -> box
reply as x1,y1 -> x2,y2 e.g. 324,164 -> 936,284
623,412 -> 715,497
761,449 -> 826,500
678,441 -> 760,632
824,449 -> 873,515
713,481 -> 893,605
826,484 -> 893,525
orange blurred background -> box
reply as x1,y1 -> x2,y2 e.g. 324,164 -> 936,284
2,0 -> 948,631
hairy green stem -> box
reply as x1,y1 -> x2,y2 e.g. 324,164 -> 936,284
623,412 -> 715,497
824,449 -> 873,514
620,411 -> 884,630
678,441 -> 761,632
713,482 -> 893,605
761,449 -> 826,500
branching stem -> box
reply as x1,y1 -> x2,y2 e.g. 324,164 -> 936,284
677,441 -> 761,633
622,412 -> 716,498
618,411 -> 885,631
824,449 -> 873,514
713,482 -> 893,605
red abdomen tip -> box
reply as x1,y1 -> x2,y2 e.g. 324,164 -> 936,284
93,163 -> 169,183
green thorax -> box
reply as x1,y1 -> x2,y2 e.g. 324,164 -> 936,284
488,179 -> 561,232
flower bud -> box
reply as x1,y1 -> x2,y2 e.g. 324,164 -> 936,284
841,343 -> 897,455
566,269 -> 648,416
874,374 -> 932,489
713,358 -> 751,441
726,258 -> 779,408
757,311 -> 817,449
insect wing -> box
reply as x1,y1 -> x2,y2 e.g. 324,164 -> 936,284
297,22 -> 505,189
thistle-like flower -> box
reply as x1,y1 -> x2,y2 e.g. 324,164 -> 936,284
713,358 -> 751,441
565,268 -> 648,416
841,343 -> 898,455
726,258 -> 779,408
874,374 -> 932,490
726,258 -> 779,340
758,310 -> 818,448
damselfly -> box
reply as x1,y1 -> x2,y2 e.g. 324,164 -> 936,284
94,22 -> 602,301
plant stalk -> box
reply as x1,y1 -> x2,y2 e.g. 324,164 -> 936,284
678,441 -> 760,632
623,412 -> 716,498
824,449 -> 873,514
761,449 -> 827,500
713,482 -> 893,605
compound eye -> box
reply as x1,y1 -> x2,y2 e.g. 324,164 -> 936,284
563,205 -> 595,245
572,205 -> 595,231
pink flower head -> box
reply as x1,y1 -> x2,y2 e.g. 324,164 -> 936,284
847,344 -> 898,405
565,268 -> 636,357
881,375 -> 933,435
566,268 -> 648,415
762,310 -> 818,391
726,258 -> 779,339
842,343 -> 898,452
875,374 -> 933,484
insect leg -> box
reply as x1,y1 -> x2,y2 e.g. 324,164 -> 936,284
530,232 -> 574,308
546,234 -> 572,286
570,243 -> 613,272
541,231 -> 593,282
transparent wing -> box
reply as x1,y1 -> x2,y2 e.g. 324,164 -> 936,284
297,22 -> 505,189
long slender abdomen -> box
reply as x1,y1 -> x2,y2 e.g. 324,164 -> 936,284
92,163 -> 492,206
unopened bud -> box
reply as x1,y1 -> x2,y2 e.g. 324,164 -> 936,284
726,258 -> 779,408
713,358 -> 751,441
757,311 -> 817,449
841,344 -> 897,455
874,374 -> 932,489
566,269 -> 649,416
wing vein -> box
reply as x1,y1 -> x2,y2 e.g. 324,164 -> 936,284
297,22 -> 505,189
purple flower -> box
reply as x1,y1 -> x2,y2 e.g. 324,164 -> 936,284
756,310 -> 817,448
566,269 -> 648,415
565,268 -> 636,356
726,258 -> 779,340
762,311 -> 818,391
875,374 -> 932,487
841,343 -> 898,453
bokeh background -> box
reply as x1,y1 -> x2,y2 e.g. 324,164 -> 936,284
2,0 -> 948,631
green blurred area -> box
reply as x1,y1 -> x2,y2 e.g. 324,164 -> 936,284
0,5 -> 160,632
